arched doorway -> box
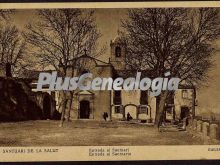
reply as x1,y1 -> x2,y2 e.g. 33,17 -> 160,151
43,95 -> 51,119
124,104 -> 138,119
79,100 -> 90,119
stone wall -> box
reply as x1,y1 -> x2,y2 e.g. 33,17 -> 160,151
190,118 -> 220,144
0,77 -> 57,121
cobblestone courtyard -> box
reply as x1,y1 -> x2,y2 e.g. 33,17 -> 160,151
0,120 -> 207,146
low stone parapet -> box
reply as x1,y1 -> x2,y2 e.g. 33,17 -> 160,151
210,124 -> 219,140
193,119 -> 197,130
202,122 -> 210,138
196,120 -> 202,132
188,118 -> 220,144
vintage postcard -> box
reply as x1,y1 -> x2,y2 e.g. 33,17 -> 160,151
0,1 -> 220,162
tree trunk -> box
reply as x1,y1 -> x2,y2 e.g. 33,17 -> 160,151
154,90 -> 169,127
59,91 -> 67,127
192,87 -> 196,118
66,92 -> 73,122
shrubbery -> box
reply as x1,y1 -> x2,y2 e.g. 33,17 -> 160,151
0,77 -> 43,122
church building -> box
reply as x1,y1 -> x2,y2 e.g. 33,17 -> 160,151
56,35 -> 196,123
0,32 -> 198,123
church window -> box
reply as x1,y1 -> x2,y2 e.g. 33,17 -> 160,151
115,46 -> 121,57
140,90 -> 148,105
115,106 -> 121,113
182,90 -> 188,99
80,69 -> 90,86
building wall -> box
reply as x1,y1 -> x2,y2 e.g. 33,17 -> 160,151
64,58 -> 112,120
148,95 -> 157,122
110,38 -> 126,70
174,89 -> 193,119
111,90 -> 154,121
55,51 -> 195,122
88,64 -> 112,120
94,90 -> 111,119
111,90 -> 123,119
122,90 -> 140,119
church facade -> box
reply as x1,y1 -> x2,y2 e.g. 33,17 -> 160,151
0,35 -> 198,123
55,35 -> 196,123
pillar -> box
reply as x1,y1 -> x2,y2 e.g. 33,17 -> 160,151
202,122 -> 209,137
196,120 -> 202,132
210,124 -> 218,140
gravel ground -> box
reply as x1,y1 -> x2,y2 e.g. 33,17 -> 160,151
0,120 -> 205,146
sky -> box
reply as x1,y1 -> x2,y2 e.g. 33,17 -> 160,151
10,9 -> 220,115
11,9 -> 127,62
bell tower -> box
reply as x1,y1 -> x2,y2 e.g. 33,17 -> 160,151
109,35 -> 126,70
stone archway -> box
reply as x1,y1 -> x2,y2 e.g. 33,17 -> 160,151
124,104 -> 138,119
79,100 -> 90,119
43,95 -> 51,119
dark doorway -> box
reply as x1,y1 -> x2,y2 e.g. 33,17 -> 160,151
180,106 -> 189,120
79,100 -> 90,119
43,95 -> 51,119
115,46 -> 121,57
6,62 -> 12,77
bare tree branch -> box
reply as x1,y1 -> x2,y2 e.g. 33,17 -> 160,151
0,24 -> 27,76
122,8 -> 220,125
